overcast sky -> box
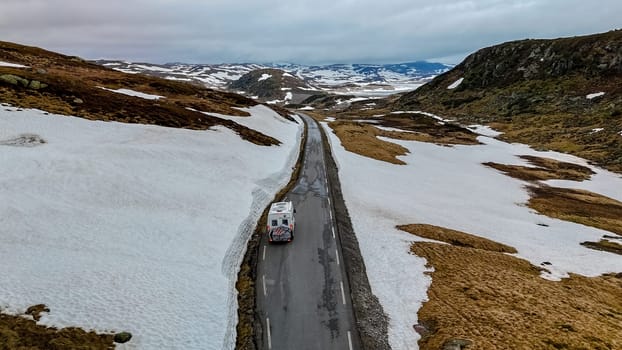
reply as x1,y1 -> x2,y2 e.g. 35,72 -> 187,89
1,0 -> 621,65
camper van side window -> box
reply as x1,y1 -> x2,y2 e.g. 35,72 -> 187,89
282,219 -> 288,226
271,220 -> 278,226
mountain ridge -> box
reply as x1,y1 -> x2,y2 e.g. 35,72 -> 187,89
392,30 -> 622,173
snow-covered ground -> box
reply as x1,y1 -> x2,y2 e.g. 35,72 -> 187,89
447,77 -> 463,89
258,73 -> 272,81
98,87 -> 165,100
0,60 -> 28,68
321,120 -> 622,350
586,92 -> 605,99
0,104 -> 302,350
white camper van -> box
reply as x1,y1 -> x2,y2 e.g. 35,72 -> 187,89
267,201 -> 296,243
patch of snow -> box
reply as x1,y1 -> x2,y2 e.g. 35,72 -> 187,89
375,126 -> 415,133
590,128 -> 604,134
0,61 -> 28,68
347,97 -> 369,103
299,106 -> 315,110
447,77 -> 464,89
284,92 -> 293,101
280,87 -> 292,90
98,87 -> 164,100
586,92 -> 605,99
321,121 -> 622,350
0,105 -> 302,350
164,76 -> 192,82
467,125 -> 502,138
391,110 -> 449,123
324,117 -> 336,122
258,73 -> 272,81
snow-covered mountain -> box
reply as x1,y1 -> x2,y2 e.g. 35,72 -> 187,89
94,60 -> 452,97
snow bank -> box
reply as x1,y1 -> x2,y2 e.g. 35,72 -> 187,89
0,104 -> 302,350
586,92 -> 605,99
447,77 -> 463,89
258,73 -> 272,81
321,121 -> 622,350
0,61 -> 28,68
98,87 -> 164,100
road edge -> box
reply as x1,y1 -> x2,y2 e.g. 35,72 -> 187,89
315,117 -> 392,350
235,114 -> 308,350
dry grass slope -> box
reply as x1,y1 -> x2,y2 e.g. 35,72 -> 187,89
324,114 -> 480,165
411,241 -> 622,350
397,224 -> 517,253
581,239 -> 622,256
327,121 -> 410,164
527,185 -> 622,236
484,155 -> 595,182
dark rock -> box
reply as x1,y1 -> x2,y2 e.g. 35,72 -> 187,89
413,323 -> 431,337
0,74 -> 29,87
442,338 -> 473,350
25,304 -> 50,321
114,331 -> 132,343
28,80 -> 47,89
541,261 -> 552,266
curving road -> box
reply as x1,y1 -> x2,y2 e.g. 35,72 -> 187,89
255,114 -> 361,350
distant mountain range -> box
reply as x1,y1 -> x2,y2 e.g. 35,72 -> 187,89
94,60 -> 452,96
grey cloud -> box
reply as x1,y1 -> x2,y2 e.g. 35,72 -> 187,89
1,0 -> 621,64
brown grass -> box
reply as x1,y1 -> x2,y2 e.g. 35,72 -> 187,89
325,116 -> 480,164
398,224 -> 517,253
527,185 -> 622,235
484,155 -> 595,182
0,305 -> 115,349
327,121 -> 411,164
581,239 -> 622,256
412,241 -> 622,350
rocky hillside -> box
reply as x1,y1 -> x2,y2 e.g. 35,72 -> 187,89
0,41 -> 280,145
229,68 -> 311,103
394,30 -> 622,172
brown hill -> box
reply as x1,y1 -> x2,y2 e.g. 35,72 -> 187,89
0,41 -> 279,146
229,68 -> 309,102
393,30 -> 622,172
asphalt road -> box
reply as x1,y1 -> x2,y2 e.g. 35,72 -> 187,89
256,114 -> 361,350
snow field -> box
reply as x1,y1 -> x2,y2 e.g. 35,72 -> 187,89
0,104 -> 302,350
98,87 -> 165,100
322,121 -> 622,350
0,60 -> 28,68
447,77 -> 463,89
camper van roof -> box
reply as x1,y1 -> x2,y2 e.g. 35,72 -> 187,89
269,201 -> 293,214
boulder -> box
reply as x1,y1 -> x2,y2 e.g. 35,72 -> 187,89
0,74 -> 29,87
113,331 -> 132,343
442,339 -> 473,350
28,80 -> 47,89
